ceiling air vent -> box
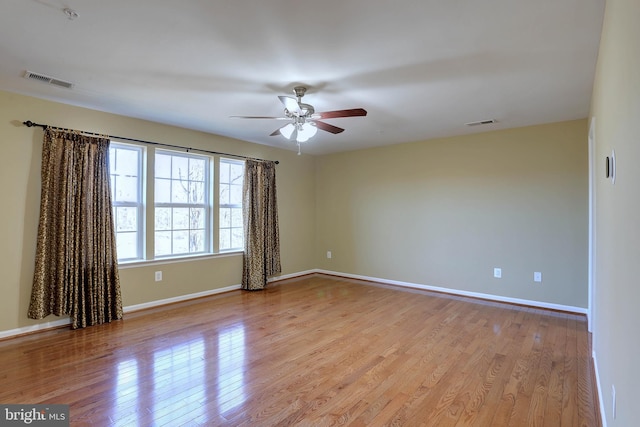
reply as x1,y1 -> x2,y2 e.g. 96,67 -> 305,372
23,70 -> 74,89
465,119 -> 497,127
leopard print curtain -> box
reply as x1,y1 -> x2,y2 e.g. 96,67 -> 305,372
242,160 -> 281,290
28,129 -> 122,329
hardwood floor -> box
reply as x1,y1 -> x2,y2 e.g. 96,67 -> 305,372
0,274 -> 600,426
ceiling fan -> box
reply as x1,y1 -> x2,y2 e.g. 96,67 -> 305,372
231,86 -> 367,154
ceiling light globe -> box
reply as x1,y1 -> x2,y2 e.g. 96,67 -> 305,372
279,123 -> 295,139
296,122 -> 317,142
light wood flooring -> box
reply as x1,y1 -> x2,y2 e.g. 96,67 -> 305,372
0,274 -> 600,426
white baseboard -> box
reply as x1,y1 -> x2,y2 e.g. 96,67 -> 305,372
125,269 -> 318,313
593,350 -> 607,427
0,318 -> 72,340
1,268 -> 588,340
314,269 -> 588,315
123,284 -> 241,313
268,269 -> 317,282
0,284 -> 243,340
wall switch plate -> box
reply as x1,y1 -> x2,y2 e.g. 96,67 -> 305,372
493,268 -> 502,278
534,272 -> 542,282
155,271 -> 162,282
327,251 -> 332,259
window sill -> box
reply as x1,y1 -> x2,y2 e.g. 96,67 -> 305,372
118,251 -> 243,269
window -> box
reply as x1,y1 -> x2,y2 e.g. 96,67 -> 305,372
109,144 -> 143,261
154,151 -> 209,257
108,144 -> 245,262
219,158 -> 244,251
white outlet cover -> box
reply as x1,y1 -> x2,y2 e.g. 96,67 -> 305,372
534,272 -> 542,282
493,268 -> 502,278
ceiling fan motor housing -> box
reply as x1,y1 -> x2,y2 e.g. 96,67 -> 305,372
293,86 -> 307,99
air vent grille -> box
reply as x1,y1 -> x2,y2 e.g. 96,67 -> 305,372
465,119 -> 497,127
24,71 -> 74,89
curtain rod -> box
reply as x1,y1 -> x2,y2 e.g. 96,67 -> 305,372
22,120 -> 279,164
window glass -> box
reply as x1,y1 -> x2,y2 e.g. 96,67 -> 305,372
109,144 -> 143,261
154,151 -> 210,257
109,145 -> 245,263
219,159 -> 244,251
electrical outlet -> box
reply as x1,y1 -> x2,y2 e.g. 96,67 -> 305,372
534,272 -> 542,282
155,271 -> 162,282
493,268 -> 502,278
327,251 -> 332,259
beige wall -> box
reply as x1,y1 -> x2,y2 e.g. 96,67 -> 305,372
590,0 -> 640,425
0,90 -> 316,332
316,120 -> 588,308
1,90 -> 591,336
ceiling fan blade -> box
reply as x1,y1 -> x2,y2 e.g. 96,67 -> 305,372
312,120 -> 345,134
278,96 -> 302,115
314,108 -> 367,119
230,116 -> 289,120
269,124 -> 289,136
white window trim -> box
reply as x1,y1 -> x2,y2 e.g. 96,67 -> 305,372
109,143 -> 245,264
110,142 -> 144,262
218,157 -> 245,252
154,149 -> 212,258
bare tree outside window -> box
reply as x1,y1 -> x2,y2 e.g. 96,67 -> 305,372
219,159 -> 244,251
109,144 -> 143,261
155,151 -> 209,257
110,145 -> 242,262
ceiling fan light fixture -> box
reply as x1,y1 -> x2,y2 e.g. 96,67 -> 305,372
279,123 -> 296,139
235,86 -> 366,151
296,122 -> 317,143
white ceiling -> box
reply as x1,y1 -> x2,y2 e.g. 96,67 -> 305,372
0,0 -> 604,155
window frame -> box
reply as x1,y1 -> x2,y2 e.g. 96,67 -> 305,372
108,143 -> 245,264
218,158 -> 245,252
109,142 -> 144,262
153,149 -> 212,258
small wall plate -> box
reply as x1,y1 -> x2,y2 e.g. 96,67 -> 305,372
610,149 -> 616,184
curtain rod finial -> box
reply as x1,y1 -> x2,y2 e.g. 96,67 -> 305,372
24,120 -> 35,127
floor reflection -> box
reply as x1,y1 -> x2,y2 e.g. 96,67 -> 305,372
112,358 -> 139,425
152,338 -> 206,423
217,323 -> 246,414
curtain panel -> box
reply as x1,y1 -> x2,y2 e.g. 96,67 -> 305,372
28,129 -> 122,329
242,160 -> 281,290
